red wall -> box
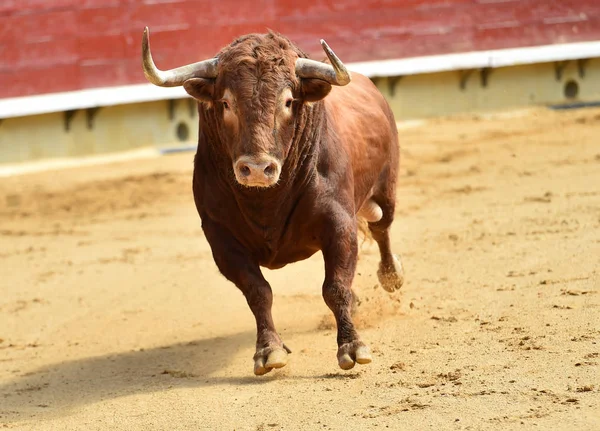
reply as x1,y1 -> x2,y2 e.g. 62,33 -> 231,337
1,0 -> 600,99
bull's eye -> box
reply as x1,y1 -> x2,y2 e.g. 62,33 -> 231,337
285,98 -> 293,108
222,100 -> 230,110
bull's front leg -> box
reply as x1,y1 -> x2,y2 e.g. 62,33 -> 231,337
321,212 -> 373,370
202,219 -> 289,376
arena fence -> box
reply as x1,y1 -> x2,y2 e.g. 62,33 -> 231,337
0,41 -> 599,170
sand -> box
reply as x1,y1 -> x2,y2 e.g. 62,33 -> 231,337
0,106 -> 598,430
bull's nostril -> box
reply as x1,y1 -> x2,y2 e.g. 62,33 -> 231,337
239,165 -> 251,177
235,157 -> 279,185
263,163 -> 276,176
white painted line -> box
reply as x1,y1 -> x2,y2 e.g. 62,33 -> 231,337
0,84 -> 189,120
349,40 -> 600,78
396,119 -> 428,130
0,147 -> 160,178
1,40 -> 600,119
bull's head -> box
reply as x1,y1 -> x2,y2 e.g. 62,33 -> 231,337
142,27 -> 350,188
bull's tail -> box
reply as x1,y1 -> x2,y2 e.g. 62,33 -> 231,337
357,216 -> 372,245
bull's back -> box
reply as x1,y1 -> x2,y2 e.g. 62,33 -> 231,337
324,72 -> 398,209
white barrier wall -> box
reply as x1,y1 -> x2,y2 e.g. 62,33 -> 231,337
1,47 -> 599,166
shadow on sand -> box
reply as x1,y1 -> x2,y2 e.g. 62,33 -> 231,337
1,329 -> 360,424
0,331 -> 276,423
1,323 -> 369,424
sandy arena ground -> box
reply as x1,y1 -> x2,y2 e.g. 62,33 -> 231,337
0,107 -> 598,430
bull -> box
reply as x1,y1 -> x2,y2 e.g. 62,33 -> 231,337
141,27 -> 404,375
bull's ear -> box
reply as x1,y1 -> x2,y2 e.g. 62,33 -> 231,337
301,78 -> 332,102
183,78 -> 215,102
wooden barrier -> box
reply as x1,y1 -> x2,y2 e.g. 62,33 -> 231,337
2,0 -> 600,98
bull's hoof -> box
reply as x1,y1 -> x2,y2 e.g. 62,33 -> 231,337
253,345 -> 290,376
337,340 -> 372,370
377,254 -> 405,293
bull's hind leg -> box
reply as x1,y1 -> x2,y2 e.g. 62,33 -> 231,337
368,165 -> 405,293
371,224 -> 404,292
202,219 -> 289,376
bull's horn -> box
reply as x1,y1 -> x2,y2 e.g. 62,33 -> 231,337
142,26 -> 218,87
295,39 -> 351,86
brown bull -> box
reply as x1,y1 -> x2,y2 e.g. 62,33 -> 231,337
142,27 -> 404,375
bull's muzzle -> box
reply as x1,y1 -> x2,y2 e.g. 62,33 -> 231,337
234,155 -> 281,188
